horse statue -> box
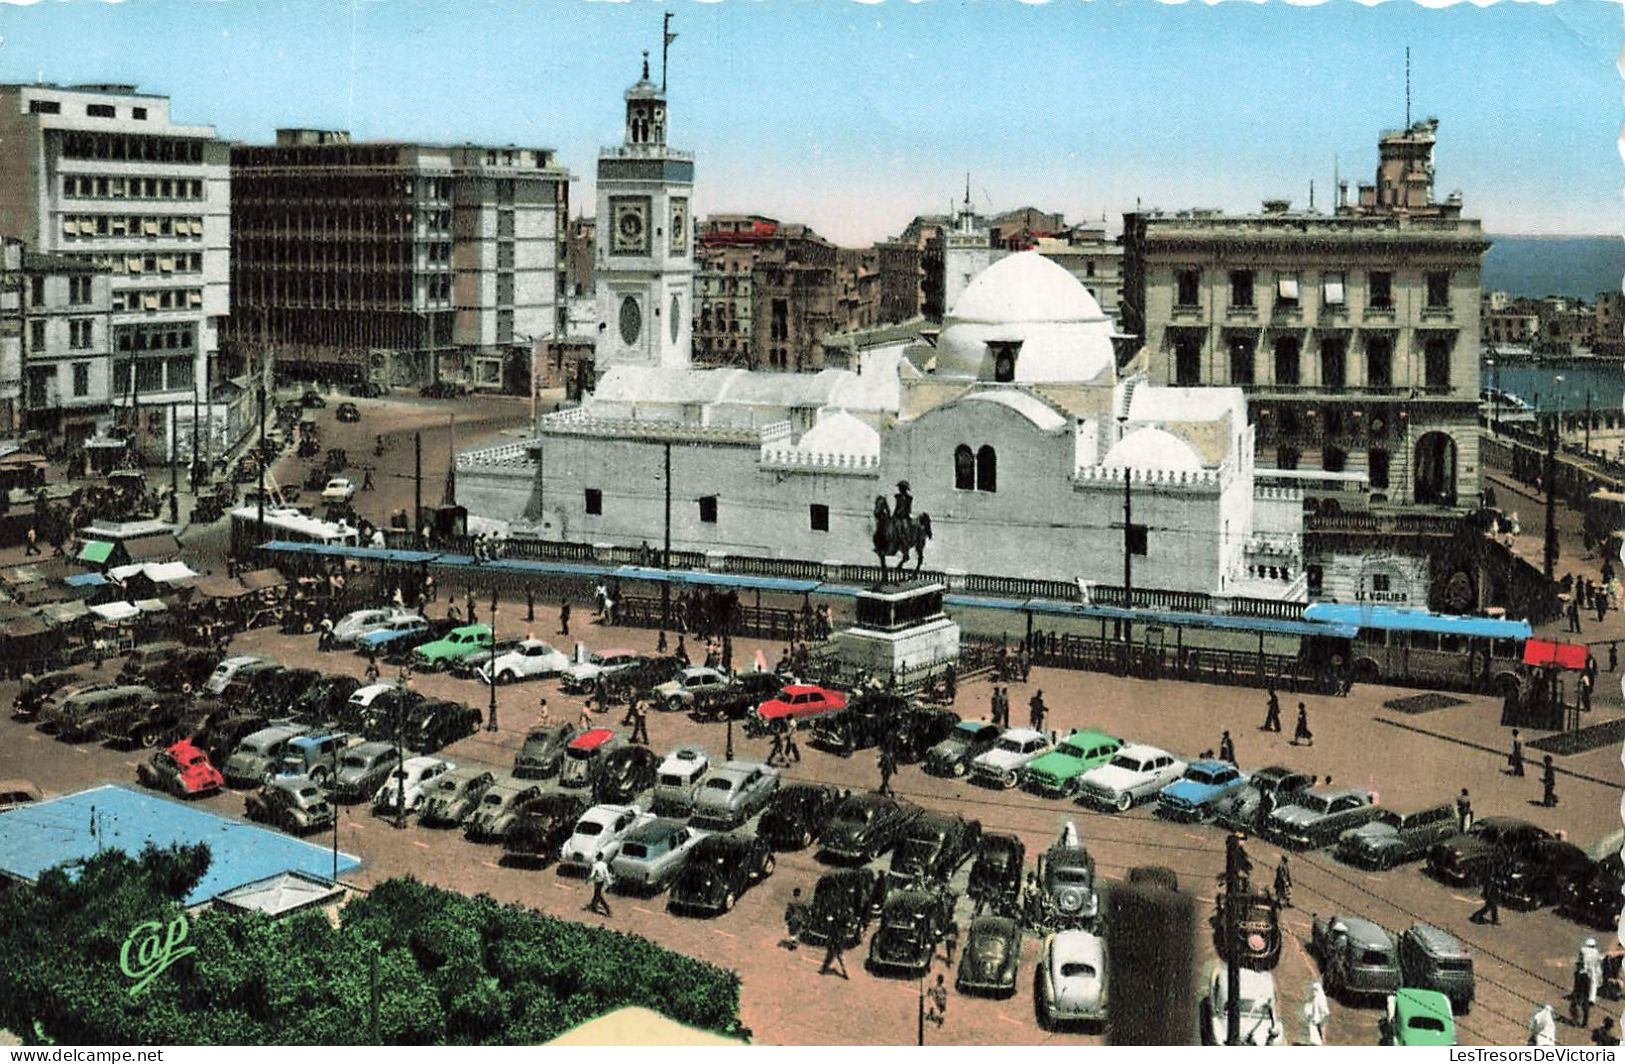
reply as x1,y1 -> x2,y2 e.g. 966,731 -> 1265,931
872,494 -> 933,579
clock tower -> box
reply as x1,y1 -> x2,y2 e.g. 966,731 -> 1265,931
594,52 -> 694,376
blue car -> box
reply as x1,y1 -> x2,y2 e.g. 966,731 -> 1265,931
1156,760 -> 1249,823
356,616 -> 432,657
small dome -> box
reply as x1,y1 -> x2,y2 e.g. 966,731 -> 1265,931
796,410 -> 879,458
936,252 -> 1117,384
1102,426 -> 1205,473
950,251 -> 1107,326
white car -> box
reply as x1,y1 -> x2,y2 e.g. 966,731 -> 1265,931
478,637 -> 571,685
653,745 -> 710,814
204,654 -> 263,695
1076,744 -> 1188,813
348,681 -> 403,712
333,608 -> 421,647
970,728 -> 1055,789
321,477 -> 356,502
1206,965 -> 1285,1046
558,802 -> 655,872
1037,930 -> 1109,1028
652,666 -> 732,712
371,756 -> 454,816
559,648 -> 643,695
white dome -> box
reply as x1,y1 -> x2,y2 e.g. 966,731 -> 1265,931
937,252 -> 1117,384
1102,426 -> 1205,473
796,409 -> 880,458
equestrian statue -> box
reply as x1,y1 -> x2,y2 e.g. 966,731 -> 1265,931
872,480 -> 932,579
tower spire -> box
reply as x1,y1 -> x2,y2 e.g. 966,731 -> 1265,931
662,12 -> 677,94
642,50 -> 650,83
1405,46 -> 1411,128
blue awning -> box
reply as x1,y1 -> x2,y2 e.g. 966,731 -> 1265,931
63,572 -> 109,588
262,541 -> 442,564
612,565 -> 822,594
1020,598 -> 1357,639
1304,602 -> 1532,640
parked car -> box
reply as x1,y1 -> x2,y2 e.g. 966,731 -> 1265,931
1076,744 -> 1187,813
299,389 -> 327,408
957,915 -> 1022,998
1559,853 -> 1625,930
290,675 -> 362,725
349,380 -> 387,398
136,739 -> 224,797
690,759 -> 779,827
1426,817 -> 1552,886
1312,913 -> 1402,1002
247,667 -> 325,717
1214,890 -> 1281,971
593,745 -> 660,805
501,792 -> 590,867
371,756 -> 454,817
222,724 -> 311,786
451,637 -> 524,679
330,741 -> 402,803
245,776 -> 334,835
0,779 -> 43,812
688,671 -> 788,722
465,778 -> 544,842
123,644 -> 219,694
559,728 -> 624,789
1381,988 -> 1457,1047
755,782 -> 842,850
1210,765 -> 1316,831
652,744 -> 710,815
1038,843 -> 1101,927
609,818 -> 708,893
971,728 -> 1055,789
356,615 -> 433,658
397,698 -> 480,753
47,684 -> 157,741
1263,787 -> 1381,850
1156,760 -> 1250,822
335,401 -> 361,423
795,867 -> 890,948
419,767 -> 498,827
342,683 -> 414,732
1493,835 -> 1592,909
968,833 -> 1027,914
558,802 -> 654,873
96,691 -> 194,750
321,477 -> 356,503
653,666 -> 734,712
559,648 -> 648,695
1398,924 -> 1475,1014
755,684 -> 847,725
810,692 -> 909,755
412,624 -> 493,670
196,712 -> 275,767
1037,929 -> 1109,1028
512,723 -> 578,779
889,811 -> 982,885
1204,965 -> 1285,1046
923,720 -> 1004,778
1335,801 -> 1458,869
11,669 -> 87,721
868,887 -> 959,976
1021,729 -> 1124,798
668,833 -> 776,915
270,731 -> 356,786
820,792 -> 922,863
333,608 -> 420,647
479,637 -> 571,684
1127,865 -> 1180,892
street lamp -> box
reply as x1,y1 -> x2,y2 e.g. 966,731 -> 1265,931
1484,358 -> 1496,431
486,587 -> 499,732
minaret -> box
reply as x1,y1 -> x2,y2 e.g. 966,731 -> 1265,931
943,175 -> 992,316
593,48 -> 695,377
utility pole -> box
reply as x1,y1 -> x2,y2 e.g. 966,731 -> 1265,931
1543,422 -> 1559,580
168,407 -> 179,523
1223,833 -> 1246,1046
1585,389 -> 1593,454
1121,463 -> 1134,674
413,430 -> 423,545
486,587 -> 499,732
191,382 -> 200,492
331,740 -> 341,881
662,440 -> 672,635
394,688 -> 407,830
661,11 -> 677,94
255,383 -> 267,544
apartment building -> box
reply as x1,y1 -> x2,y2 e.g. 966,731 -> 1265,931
3,240 -> 115,447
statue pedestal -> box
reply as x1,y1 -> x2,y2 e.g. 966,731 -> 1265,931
831,581 -> 959,683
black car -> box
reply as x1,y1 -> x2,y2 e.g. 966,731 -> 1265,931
348,380 -> 388,398
607,655 -> 685,698
755,782 -> 842,850
1213,890 -> 1283,971
420,381 -> 468,399
922,720 -> 1003,777
195,712 -> 272,766
889,811 -> 982,886
299,389 -> 327,408
1211,765 -> 1317,831
593,745 -> 659,805
401,698 -> 481,753
668,833 -> 776,915
957,916 -> 1022,997
11,669 -> 87,721
868,888 -> 959,977
335,402 -> 361,423
811,693 -> 910,755
290,675 -> 361,726
1426,817 -> 1551,886
968,833 -> 1026,913
129,646 -> 219,694
796,868 -> 890,948
1494,838 -> 1593,909
1559,854 -> 1625,929
820,792 -> 923,863
892,706 -> 961,764
690,672 -> 788,722
502,793 -> 590,866
95,692 -> 194,749
512,723 -> 578,779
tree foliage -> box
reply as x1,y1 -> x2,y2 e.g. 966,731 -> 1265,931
0,852 -> 741,1045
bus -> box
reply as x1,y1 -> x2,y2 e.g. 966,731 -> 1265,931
229,506 -> 359,556
1303,603 -> 1532,696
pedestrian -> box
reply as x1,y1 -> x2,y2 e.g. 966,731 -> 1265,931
1303,981 -> 1331,1046
1611,643 -> 1619,673
559,601 -> 571,636
364,653 -> 380,683
1508,730 -> 1525,777
1530,1004 -> 1558,1046
767,729 -> 786,767
1274,854 -> 1292,908
1470,864 -> 1501,926
425,573 -> 436,603
942,923 -> 960,968
1543,754 -> 1559,807
1028,690 -> 1047,732
785,718 -> 801,763
1293,702 -> 1313,746
1255,788 -> 1275,835
1600,594 -> 1610,624
1261,688 -> 1282,732
1569,598 -> 1583,634
820,910 -> 850,979
585,854 -> 614,917
925,973 -> 949,1028
577,705 -> 593,731
23,526 -> 38,556
1594,1017 -> 1622,1046
525,585 -> 534,623
1581,671 -> 1594,714
629,700 -> 649,745
536,696 -> 551,727
362,467 -> 374,491
878,746 -> 896,796
447,602 -> 462,623
1574,938 -> 1605,1027
318,616 -> 334,652
621,692 -> 639,726
989,687 -> 1002,727
783,888 -> 804,950
1456,788 -> 1473,833
1219,730 -> 1236,765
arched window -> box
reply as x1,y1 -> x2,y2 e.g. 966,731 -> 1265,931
953,445 -> 974,490
976,445 -> 998,493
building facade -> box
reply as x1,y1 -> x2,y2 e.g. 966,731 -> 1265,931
0,83 -> 230,461
230,128 -> 569,391
693,218 -> 771,368
10,242 -> 115,448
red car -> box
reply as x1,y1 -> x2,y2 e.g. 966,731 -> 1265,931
136,739 -> 225,798
757,685 -> 847,723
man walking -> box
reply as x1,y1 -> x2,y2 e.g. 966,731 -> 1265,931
1569,597 -> 1583,634
1029,690 -> 1047,732
629,699 -> 649,746
820,903 -> 851,979
1574,938 -> 1605,1028
878,745 -> 896,797
1261,688 -> 1282,732
1508,730 -> 1525,777
1456,788 -> 1473,833
782,888 -> 804,951
1611,643 -> 1619,673
767,728 -> 786,768
1470,861 -> 1501,926
559,601 -> 570,636
1303,981 -> 1331,1046
1542,755 -> 1559,807
1219,730 -> 1237,766
585,854 -> 614,917
1274,854 -> 1292,908
1292,702 -> 1314,746
785,718 -> 801,764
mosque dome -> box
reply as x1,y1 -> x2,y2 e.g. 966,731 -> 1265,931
796,409 -> 880,459
937,251 -> 1117,385
1102,426 -> 1205,474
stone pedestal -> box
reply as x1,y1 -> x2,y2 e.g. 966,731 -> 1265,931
831,580 -> 960,682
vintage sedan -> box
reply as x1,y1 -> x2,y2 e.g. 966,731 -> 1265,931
321,477 -> 356,502
1335,801 -> 1458,869
222,724 -> 311,787
889,811 -> 982,886
136,739 -> 224,797
970,728 -> 1055,790
559,648 -> 647,695
1076,745 -> 1187,813
1263,787 -> 1381,850
330,741 -> 401,803
1559,854 -> 1625,930
1038,844 -> 1101,927
412,624 -> 493,670
1426,816 -> 1552,886
1204,966 -> 1285,1046
1210,765 -> 1316,831
558,803 -> 654,873
652,744 -> 710,815
1382,989 -> 1457,1047
399,698 -> 481,754
1214,890 -> 1282,971
1037,929 -> 1109,1028
501,793 -> 590,867
559,728 -> 624,789
512,723 -> 578,779
356,616 -> 433,658
968,833 -> 1027,914
796,868 -> 890,948
1398,924 -> 1475,1014
418,767 -> 498,828
1312,914 -> 1402,1002
1156,760 -> 1250,823
12,669 -> 88,721
371,756 -> 454,816
756,684 -> 847,725
479,637 -> 571,685
609,818 -> 708,893
810,692 -> 909,756
653,666 -> 734,712
593,745 -> 660,805
1021,729 -> 1124,798
820,792 -> 922,863
690,760 -> 779,827
868,888 -> 959,977
290,675 -> 362,725
245,776 -> 334,835
1493,836 -> 1592,910
332,608 -> 420,647
667,833 -> 776,915
755,782 -> 842,850
923,720 -> 1006,778
957,916 -> 1022,998
465,778 -> 545,842
47,684 -> 157,742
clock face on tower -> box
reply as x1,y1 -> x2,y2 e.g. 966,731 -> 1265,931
610,197 -> 650,255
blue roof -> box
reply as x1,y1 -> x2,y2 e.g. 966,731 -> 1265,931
262,541 -> 440,564
63,572 -> 109,587
611,565 -> 822,594
1303,603 -> 1533,640
0,784 -> 359,905
1022,598 -> 1358,640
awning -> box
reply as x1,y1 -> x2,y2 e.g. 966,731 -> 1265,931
1523,638 -> 1589,671
1323,280 -> 1345,306
78,541 -> 114,565
238,569 -> 286,592
192,575 -> 251,600
134,598 -> 168,613
123,535 -> 182,562
63,572 -> 109,589
107,561 -> 198,585
38,600 -> 90,624
1277,278 -> 1300,301
89,601 -> 140,623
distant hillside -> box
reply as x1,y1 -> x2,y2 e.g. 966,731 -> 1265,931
1483,235 -> 1624,300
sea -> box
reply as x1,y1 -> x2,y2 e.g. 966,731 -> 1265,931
1486,363 -> 1624,415
1483,236 -> 1623,300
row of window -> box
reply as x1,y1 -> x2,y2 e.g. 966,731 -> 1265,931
63,214 -> 206,239
62,174 -> 205,201
953,444 -> 998,493
112,355 -> 196,394
581,487 -> 836,533
28,275 -> 98,307
31,99 -> 148,121
1171,334 -> 1452,390
59,132 -> 207,164
23,361 -> 94,404
1176,269 -> 1449,312
111,287 -> 203,313
115,323 -> 196,353
27,318 -> 99,351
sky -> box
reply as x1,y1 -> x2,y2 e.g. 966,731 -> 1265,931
0,0 -> 1618,245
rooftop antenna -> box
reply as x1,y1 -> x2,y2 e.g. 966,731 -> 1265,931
1405,46 -> 1411,128
964,172 -> 971,210
1333,154 -> 1339,207
1309,179 -> 1315,211
661,11 -> 677,93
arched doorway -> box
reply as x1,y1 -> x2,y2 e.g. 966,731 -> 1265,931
1413,432 -> 1458,506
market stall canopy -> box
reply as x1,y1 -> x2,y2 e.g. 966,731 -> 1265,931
89,601 -> 140,623
192,575 -> 251,600
122,535 -> 183,562
77,541 -> 114,565
0,606 -> 52,639
37,600 -> 90,625
108,561 -> 199,585
1522,638 -> 1590,671
133,598 -> 167,613
238,569 -> 286,592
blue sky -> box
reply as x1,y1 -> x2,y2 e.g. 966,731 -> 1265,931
0,0 -> 1618,244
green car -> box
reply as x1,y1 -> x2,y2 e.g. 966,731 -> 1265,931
412,624 -> 493,670
1382,988 -> 1456,1047
1020,729 -> 1123,798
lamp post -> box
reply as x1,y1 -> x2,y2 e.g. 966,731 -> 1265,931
486,587 -> 499,732
1484,358 -> 1496,432
1553,374 -> 1565,438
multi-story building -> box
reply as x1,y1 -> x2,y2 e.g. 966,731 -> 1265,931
1032,225 -> 1124,318
897,214 -> 950,320
693,216 -> 773,368
834,246 -> 879,333
938,196 -> 1125,322
754,223 -> 837,371
0,83 -> 229,461
230,128 -> 570,391
874,240 -> 923,322
1594,291 -> 1624,355
564,217 -> 597,335
1121,120 -> 1491,607
1484,308 -> 1539,348
4,241 -> 115,447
